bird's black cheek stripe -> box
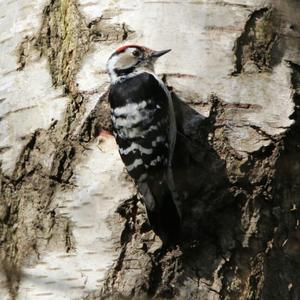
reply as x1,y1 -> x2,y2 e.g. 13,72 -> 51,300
114,66 -> 136,77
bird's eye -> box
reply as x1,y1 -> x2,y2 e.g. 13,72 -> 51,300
132,49 -> 140,57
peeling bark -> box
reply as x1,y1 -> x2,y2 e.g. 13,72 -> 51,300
1,0 -> 300,299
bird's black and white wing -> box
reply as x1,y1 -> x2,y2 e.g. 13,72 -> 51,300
109,72 -> 180,243
109,72 -> 171,181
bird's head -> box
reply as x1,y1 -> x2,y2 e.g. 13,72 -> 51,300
107,45 -> 171,82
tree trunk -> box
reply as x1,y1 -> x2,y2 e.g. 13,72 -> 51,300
1,0 -> 300,299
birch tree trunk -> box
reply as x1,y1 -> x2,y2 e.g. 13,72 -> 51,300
0,0 -> 300,299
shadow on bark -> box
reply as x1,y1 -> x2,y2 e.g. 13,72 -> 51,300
171,93 -> 244,297
172,93 -> 238,242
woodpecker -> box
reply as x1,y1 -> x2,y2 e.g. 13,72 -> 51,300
107,45 -> 181,244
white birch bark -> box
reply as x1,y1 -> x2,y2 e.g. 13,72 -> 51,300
0,0 -> 299,299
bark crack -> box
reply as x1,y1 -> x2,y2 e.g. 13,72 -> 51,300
232,7 -> 281,75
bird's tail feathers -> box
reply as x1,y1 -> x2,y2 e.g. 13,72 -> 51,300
138,179 -> 181,245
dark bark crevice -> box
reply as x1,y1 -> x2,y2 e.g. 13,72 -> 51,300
232,6 -> 283,75
262,61 -> 300,300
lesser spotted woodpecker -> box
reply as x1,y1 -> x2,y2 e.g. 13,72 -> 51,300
107,45 -> 181,244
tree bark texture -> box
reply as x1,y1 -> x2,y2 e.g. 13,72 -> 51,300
0,0 -> 300,299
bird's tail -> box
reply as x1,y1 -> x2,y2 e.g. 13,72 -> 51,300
138,178 -> 181,245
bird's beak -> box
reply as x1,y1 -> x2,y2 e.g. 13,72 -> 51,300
151,49 -> 172,58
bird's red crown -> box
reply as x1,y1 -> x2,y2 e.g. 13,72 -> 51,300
115,44 -> 143,53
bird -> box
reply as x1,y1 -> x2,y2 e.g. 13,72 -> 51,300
107,45 -> 181,244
